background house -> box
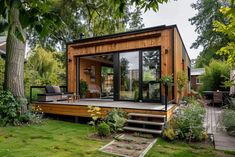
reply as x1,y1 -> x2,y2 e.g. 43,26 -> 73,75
191,68 -> 205,91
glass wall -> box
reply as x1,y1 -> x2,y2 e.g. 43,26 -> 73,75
119,52 -> 139,100
142,50 -> 161,101
101,66 -> 113,99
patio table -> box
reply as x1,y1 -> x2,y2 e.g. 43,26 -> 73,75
202,91 -> 230,104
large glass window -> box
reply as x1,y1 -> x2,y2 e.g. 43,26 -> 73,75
142,50 -> 161,101
119,52 -> 139,100
101,66 -> 113,99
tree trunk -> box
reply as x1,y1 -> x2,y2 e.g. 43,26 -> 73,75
4,6 -> 27,113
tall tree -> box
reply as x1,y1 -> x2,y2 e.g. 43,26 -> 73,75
189,0 -> 229,67
27,0 -> 146,51
214,0 -> 235,67
0,0 -> 62,113
0,0 -> 168,113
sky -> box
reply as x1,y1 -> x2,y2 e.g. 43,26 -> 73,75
142,0 -> 202,59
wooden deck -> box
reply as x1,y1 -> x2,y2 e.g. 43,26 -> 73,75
204,105 -> 235,152
33,100 -> 177,121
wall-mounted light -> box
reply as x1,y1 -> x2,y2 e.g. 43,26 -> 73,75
165,49 -> 169,54
68,58 -> 72,62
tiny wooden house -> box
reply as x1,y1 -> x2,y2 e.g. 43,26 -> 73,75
67,25 -> 191,103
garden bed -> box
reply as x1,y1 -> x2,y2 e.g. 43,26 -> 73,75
100,134 -> 157,157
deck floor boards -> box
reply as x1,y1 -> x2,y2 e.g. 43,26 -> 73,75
42,99 -> 174,111
204,105 -> 235,152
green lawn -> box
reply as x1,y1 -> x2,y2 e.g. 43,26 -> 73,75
0,120 -> 234,157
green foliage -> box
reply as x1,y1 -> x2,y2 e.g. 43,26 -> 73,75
110,0 -> 169,13
177,71 -> 188,93
87,106 -> 101,127
0,90 -> 43,126
0,120 -> 228,156
0,90 -> 21,126
27,0 -> 147,50
213,1 -> 235,67
80,80 -> 88,98
105,108 -> 127,133
97,122 -> 111,137
189,0 -> 229,67
163,127 -> 177,141
200,60 -> 230,91
222,109 -> 235,136
160,75 -> 173,85
0,57 -> 4,90
24,46 -> 65,98
170,99 -> 206,142
0,0 -> 63,42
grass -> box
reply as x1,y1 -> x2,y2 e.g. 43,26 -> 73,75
0,120 -> 109,157
146,138 -> 234,157
0,119 -> 234,157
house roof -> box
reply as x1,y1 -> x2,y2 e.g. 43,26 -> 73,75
191,68 -> 205,76
67,25 -> 190,62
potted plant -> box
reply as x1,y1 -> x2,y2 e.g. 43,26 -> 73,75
80,80 -> 88,98
160,75 -> 173,86
160,75 -> 173,105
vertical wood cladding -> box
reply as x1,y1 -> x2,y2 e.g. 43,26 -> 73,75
79,58 -> 101,89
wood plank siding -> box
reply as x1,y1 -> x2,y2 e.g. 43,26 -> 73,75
67,25 -> 190,102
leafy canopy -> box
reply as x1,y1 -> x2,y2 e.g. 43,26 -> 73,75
189,0 -> 229,67
213,0 -> 235,67
0,0 -> 63,42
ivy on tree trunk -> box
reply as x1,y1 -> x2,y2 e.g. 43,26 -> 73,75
4,6 -> 27,113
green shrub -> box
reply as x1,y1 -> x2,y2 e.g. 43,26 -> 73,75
200,60 -> 230,91
0,90 -> 43,126
163,127 -> 177,141
105,108 -> 127,132
228,98 -> 235,110
222,109 -> 235,136
173,101 -> 206,142
19,111 -> 43,124
97,122 -> 111,137
0,90 -> 21,126
0,57 -> 4,90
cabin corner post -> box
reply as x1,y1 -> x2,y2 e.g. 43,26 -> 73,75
171,28 -> 175,100
65,44 -> 68,91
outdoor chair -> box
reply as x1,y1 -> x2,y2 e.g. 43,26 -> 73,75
213,91 -> 223,106
37,86 -> 76,102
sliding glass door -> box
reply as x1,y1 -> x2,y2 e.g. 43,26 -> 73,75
115,48 -> 161,102
141,50 -> 161,101
119,52 -> 139,100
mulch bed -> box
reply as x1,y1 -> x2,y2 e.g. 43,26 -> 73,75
99,133 -> 157,157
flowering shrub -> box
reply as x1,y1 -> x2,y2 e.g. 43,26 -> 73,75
164,99 -> 207,142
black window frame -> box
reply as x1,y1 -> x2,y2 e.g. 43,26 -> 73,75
76,47 -> 162,103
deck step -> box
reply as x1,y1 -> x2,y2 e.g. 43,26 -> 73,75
127,119 -> 165,126
128,113 -> 166,118
123,126 -> 162,134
